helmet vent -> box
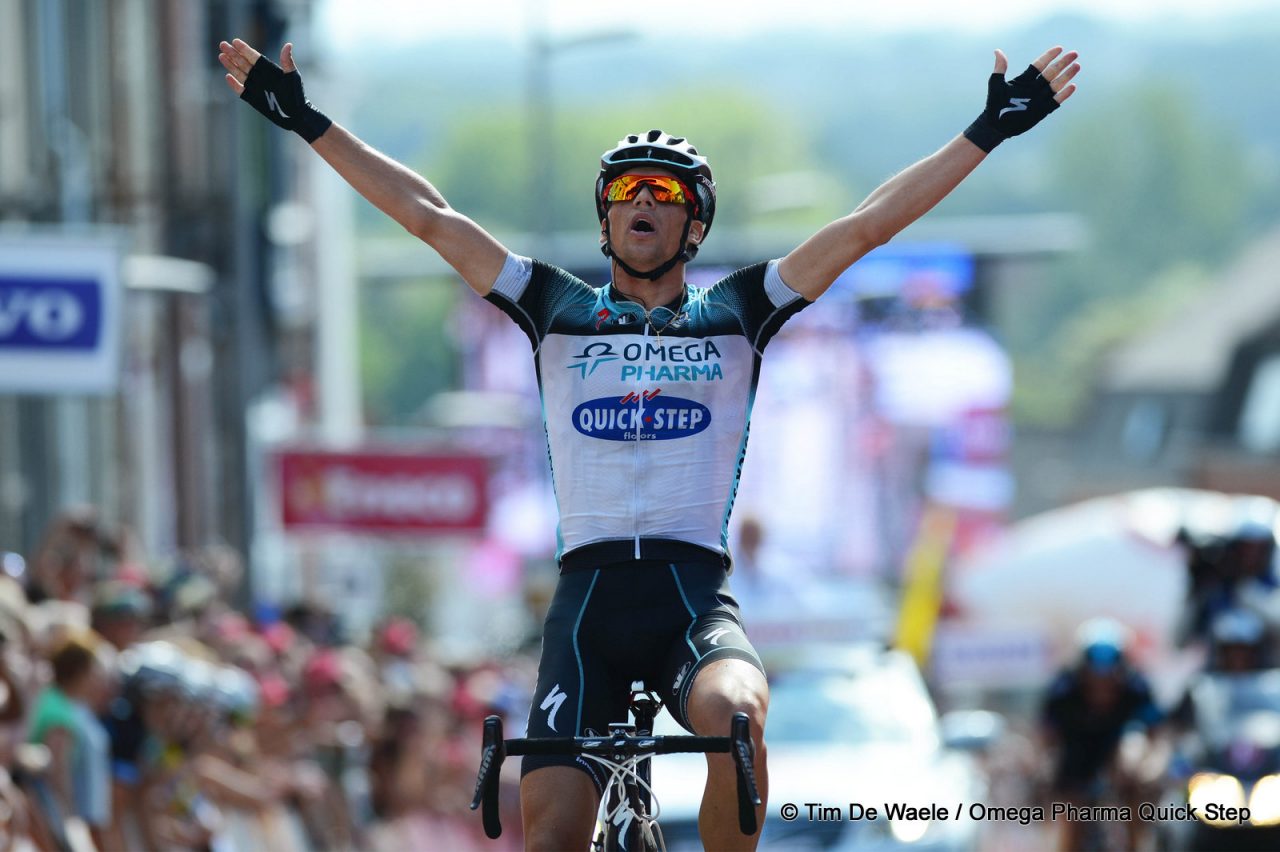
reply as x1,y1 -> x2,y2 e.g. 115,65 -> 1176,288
627,135 -> 639,143
646,129 -> 662,142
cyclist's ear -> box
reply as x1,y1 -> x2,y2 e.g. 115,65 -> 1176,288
688,221 -> 705,246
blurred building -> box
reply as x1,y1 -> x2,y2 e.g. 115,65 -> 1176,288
0,0 -> 327,567
1060,227 -> 1280,505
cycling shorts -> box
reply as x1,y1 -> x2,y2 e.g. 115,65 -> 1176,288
521,557 -> 764,791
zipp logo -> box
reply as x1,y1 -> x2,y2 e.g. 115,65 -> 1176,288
999,97 -> 1030,118
541,684 -> 567,732
265,91 -> 291,118
672,661 -> 692,692
703,627 -> 733,646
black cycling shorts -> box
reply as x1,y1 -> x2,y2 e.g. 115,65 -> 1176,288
521,557 -> 764,791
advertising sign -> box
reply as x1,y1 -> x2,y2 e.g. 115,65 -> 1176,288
931,624 -> 1054,688
279,450 -> 489,534
0,235 -> 122,395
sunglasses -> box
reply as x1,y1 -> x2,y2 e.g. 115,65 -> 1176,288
602,174 -> 695,208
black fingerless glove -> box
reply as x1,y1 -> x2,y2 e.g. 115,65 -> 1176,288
239,55 -> 332,143
963,64 -> 1059,153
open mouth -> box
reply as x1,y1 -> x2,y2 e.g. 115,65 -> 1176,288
629,216 -> 656,235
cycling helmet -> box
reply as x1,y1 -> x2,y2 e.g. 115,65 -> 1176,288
1210,608 -> 1268,671
596,130 -> 717,280
119,641 -> 189,698
1075,617 -> 1130,674
1233,518 -> 1277,547
1224,514 -> 1277,578
212,666 -> 260,724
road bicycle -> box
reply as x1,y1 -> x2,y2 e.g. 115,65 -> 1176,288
471,687 -> 761,851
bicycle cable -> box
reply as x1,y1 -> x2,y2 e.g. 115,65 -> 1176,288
581,753 -> 667,852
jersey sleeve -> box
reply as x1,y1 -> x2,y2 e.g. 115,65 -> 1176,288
1040,671 -> 1072,731
484,253 -> 596,351
1127,675 -> 1164,729
703,259 -> 811,355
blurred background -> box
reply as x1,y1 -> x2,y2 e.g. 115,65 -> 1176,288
3,0 -> 1280,849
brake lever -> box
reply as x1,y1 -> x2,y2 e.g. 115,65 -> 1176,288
470,715 -> 507,838
730,712 -> 761,836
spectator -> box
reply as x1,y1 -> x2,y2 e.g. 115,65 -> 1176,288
28,508 -> 105,606
90,581 -> 152,651
29,631 -> 115,848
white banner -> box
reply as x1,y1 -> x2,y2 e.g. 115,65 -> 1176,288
0,233 -> 122,395
931,624 -> 1054,688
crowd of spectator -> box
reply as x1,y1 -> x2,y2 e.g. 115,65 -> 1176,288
0,507 -> 530,851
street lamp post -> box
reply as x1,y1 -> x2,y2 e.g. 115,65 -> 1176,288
526,4 -> 636,255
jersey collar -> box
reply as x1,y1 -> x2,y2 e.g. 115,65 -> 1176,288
605,283 -> 688,316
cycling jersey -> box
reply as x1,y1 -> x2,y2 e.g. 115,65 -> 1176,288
485,254 -> 810,566
1042,667 -> 1162,788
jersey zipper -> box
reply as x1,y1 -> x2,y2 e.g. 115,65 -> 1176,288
632,322 -> 650,559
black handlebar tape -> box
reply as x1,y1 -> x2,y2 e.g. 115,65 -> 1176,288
654,736 -> 731,754
731,712 -> 761,836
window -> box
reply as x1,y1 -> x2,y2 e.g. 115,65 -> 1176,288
1239,354 -> 1280,454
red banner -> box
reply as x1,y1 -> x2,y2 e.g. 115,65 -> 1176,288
278,450 -> 488,534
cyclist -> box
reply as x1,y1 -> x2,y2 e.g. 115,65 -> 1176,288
219,37 -> 1079,850
1041,619 -> 1162,852
1179,515 -> 1280,648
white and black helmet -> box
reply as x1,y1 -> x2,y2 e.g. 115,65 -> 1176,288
596,129 -> 717,250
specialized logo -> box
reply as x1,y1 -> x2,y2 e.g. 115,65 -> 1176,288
703,626 -> 733,646
999,97 -> 1030,118
265,91 -> 291,118
572,394 -> 711,442
610,805 -> 636,841
540,684 -> 567,732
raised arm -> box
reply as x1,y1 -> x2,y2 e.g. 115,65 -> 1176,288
779,46 -> 1079,301
218,39 -> 507,296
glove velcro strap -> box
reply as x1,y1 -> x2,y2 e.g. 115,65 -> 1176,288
963,117 -> 1004,154
295,106 -> 332,144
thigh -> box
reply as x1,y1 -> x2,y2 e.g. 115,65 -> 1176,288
520,766 -> 599,852
522,569 -> 630,790
656,562 -> 765,732
684,656 -> 770,737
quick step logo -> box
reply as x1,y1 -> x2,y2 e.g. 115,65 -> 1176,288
572,393 -> 711,441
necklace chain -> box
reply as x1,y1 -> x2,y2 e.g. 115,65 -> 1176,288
646,306 -> 684,337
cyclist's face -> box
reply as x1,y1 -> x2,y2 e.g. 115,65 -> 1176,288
602,168 -> 703,270
1218,643 -> 1261,673
1080,668 -> 1122,708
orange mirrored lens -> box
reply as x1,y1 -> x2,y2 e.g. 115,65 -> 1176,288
603,175 -> 690,206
